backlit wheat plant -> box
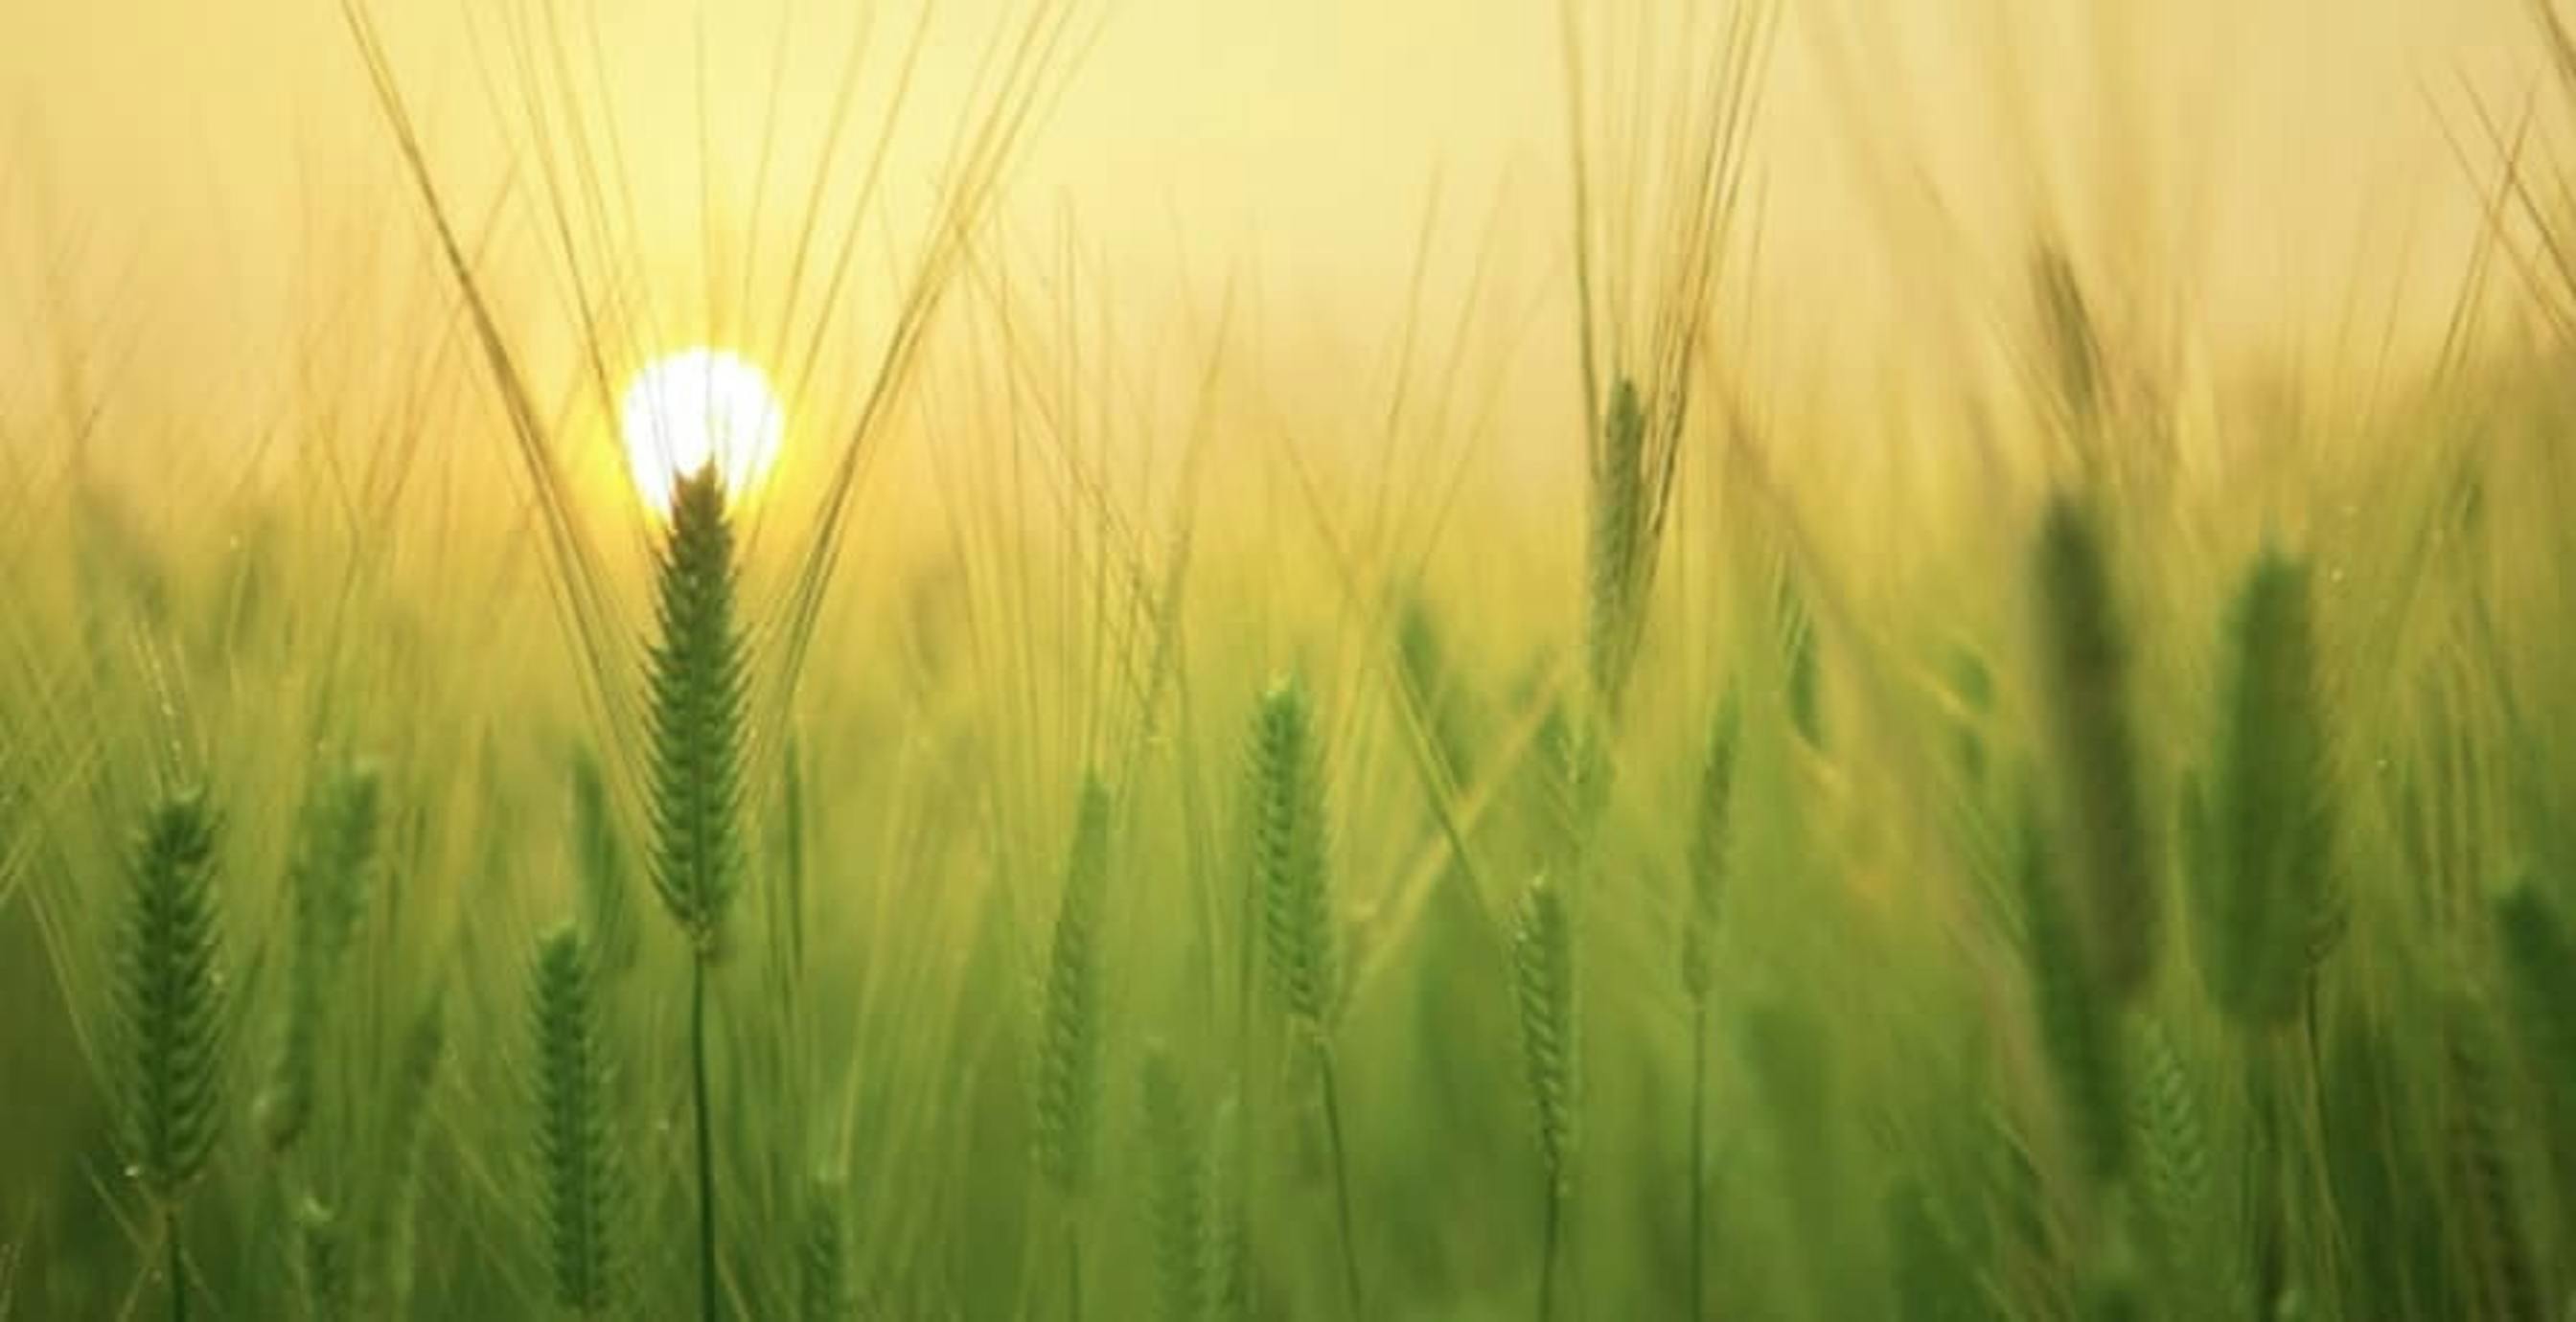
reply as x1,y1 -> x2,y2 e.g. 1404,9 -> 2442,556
1034,772 -> 1113,1319
360,993 -> 446,1316
1138,1043 -> 1211,1322
111,789 -> 225,1322
1679,697 -> 1738,1318
2194,550 -> 2341,1031
2029,495 -> 2160,1001
257,758 -> 381,1152
2192,550 -> 2346,1311
1560,0 -> 1777,720
1247,677 -> 1366,1319
1512,872 -> 1578,1322
529,925 -> 621,1317
645,466 -> 751,1320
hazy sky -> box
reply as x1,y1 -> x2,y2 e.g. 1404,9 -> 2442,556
0,0 -> 2553,423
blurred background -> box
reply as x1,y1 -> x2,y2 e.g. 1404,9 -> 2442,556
0,0 -> 2546,425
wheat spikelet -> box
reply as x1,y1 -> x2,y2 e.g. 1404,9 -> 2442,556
259,759 -> 382,1151
644,464 -> 749,1322
1512,870 -> 1578,1322
1587,376 -> 1649,711
2127,1017 -> 2234,1316
1513,873 -> 1579,1193
1249,679 -> 1336,1027
1681,697 -> 1740,1000
2442,991 -> 2542,1322
1138,1045 -> 1209,1322
360,993 -> 446,1317
1205,1094 -> 1250,1322
529,926 -> 619,1317
1035,773 -> 1113,1200
2014,803 -> 2127,1184
2196,551 -> 2339,1029
115,789 -> 226,1204
114,788 -> 225,1322
2029,494 -> 2160,1000
647,467 -> 749,955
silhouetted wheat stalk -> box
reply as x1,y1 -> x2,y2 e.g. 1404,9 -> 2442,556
112,790 -> 225,1322
646,466 -> 751,1321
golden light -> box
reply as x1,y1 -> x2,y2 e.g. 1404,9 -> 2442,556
618,348 -> 787,514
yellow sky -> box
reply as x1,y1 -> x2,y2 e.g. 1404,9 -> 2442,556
0,0 -> 2553,436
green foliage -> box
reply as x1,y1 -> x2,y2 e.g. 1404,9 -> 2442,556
1885,1176 -> 1994,1322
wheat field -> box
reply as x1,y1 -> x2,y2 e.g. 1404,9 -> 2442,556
6,1 -> 2576,1319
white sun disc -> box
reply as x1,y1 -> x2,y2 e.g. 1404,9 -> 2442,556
619,348 -> 786,514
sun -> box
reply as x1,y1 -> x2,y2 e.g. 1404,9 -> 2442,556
618,348 -> 787,515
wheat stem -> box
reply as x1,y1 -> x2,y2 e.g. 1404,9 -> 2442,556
165,1208 -> 185,1322
1317,1045 -> 1366,1321
692,956 -> 719,1322
645,465 -> 748,1322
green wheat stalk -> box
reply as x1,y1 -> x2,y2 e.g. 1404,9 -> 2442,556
1034,771 -> 1112,1320
1138,1044 -> 1210,1322
645,465 -> 750,1321
1252,680 -> 1337,1028
1207,1092 -> 1251,1322
2014,800 -> 2127,1186
2442,990 -> 2542,1322
258,758 -> 382,1152
530,925 -> 620,1318
1587,376 -> 1651,714
360,993 -> 446,1317
1512,871 -> 1578,1322
1682,697 -> 1739,1319
2194,551 -> 2340,1030
1245,678 -> 1365,1319
2029,494 -> 2160,1000
2128,1017 -> 2233,1317
113,789 -> 225,1322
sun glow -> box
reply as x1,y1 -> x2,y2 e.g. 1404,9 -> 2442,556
618,348 -> 787,514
